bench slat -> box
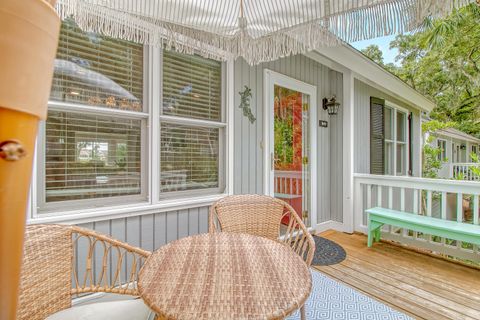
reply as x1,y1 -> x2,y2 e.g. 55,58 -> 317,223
366,207 -> 480,237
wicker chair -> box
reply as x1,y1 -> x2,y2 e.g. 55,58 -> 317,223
17,224 -> 153,320
209,195 -> 316,319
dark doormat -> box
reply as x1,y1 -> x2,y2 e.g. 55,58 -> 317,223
311,235 -> 346,266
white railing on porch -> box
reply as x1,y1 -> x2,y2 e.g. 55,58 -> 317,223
451,163 -> 480,181
274,170 -> 302,198
353,174 -> 480,261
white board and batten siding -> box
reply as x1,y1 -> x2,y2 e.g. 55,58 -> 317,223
233,55 -> 344,224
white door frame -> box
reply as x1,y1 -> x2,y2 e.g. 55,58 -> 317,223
263,69 -> 317,228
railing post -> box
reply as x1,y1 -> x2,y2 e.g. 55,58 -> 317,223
342,70 -> 354,233
353,178 -> 363,232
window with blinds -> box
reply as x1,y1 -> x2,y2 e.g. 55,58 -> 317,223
50,19 -> 144,112
163,51 -> 221,121
45,111 -> 142,202
160,51 -> 224,194
38,21 -> 226,213
40,20 -> 146,210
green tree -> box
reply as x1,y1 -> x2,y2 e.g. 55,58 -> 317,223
361,45 -> 385,64
389,4 -> 480,137
361,44 -> 398,74
422,120 -> 455,178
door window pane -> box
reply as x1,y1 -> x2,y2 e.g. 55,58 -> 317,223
272,85 -> 310,224
45,111 -> 142,202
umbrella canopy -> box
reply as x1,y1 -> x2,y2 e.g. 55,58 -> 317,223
56,0 -> 473,64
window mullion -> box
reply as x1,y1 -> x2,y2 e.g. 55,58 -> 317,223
150,46 -> 162,205
393,109 -> 397,176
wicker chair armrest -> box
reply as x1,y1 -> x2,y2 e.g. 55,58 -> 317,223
281,203 -> 315,266
71,226 -> 151,296
208,205 -> 221,233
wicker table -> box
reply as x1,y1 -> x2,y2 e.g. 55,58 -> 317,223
138,232 -> 312,320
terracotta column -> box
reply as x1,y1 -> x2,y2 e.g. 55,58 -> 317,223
0,1 -> 59,319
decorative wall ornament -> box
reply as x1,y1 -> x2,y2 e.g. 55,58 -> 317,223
238,86 -> 256,124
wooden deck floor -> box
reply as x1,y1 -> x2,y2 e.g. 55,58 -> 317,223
315,231 -> 480,320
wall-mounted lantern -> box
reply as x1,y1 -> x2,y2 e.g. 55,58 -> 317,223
322,95 -> 340,116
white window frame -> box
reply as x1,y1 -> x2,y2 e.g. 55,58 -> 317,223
36,38 -> 150,214
29,44 -> 233,224
437,139 -> 447,161
384,101 -> 409,176
158,50 -> 227,200
36,101 -> 150,214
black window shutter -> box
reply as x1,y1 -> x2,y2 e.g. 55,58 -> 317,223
370,97 -> 385,174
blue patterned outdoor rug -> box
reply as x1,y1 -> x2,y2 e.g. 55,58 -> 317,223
287,270 -> 412,320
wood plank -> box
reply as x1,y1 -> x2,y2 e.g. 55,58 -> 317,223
316,266 -> 435,320
324,263 -> 476,320
344,252 -> 480,307
316,231 -> 480,320
332,235 -> 480,297
339,257 -> 480,316
325,232 -> 480,292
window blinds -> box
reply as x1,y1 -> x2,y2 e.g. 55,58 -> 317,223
160,50 -> 223,194
162,51 -> 222,121
160,123 -> 220,192
45,111 -> 142,202
50,19 -> 144,111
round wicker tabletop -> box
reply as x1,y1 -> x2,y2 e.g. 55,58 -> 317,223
138,232 -> 312,320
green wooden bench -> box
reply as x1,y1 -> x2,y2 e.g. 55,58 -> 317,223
366,207 -> 480,248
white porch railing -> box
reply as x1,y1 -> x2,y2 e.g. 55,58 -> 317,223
274,170 -> 302,198
353,174 -> 480,261
451,163 -> 480,181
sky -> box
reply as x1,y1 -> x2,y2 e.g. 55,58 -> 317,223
351,35 -> 399,65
